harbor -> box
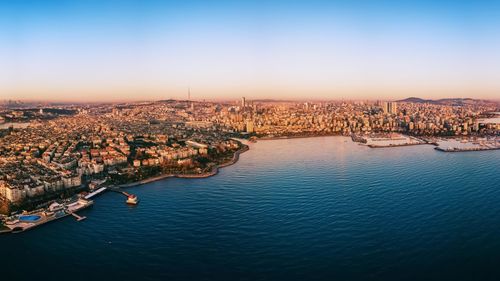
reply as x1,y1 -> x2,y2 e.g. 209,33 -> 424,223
351,133 -> 427,148
434,137 -> 500,152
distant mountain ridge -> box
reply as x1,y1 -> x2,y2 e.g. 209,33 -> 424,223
397,97 -> 495,106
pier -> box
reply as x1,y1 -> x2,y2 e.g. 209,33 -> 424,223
70,212 -> 86,221
108,187 -> 139,205
84,187 -> 107,199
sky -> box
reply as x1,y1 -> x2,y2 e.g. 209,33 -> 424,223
0,0 -> 499,102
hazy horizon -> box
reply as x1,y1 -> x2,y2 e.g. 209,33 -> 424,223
1,0 -> 500,102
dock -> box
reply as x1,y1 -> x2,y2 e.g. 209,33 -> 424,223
108,186 -> 139,204
84,187 -> 107,199
70,212 -> 86,221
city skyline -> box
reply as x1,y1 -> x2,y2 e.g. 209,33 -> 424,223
1,0 -> 500,102
2,2 -> 500,279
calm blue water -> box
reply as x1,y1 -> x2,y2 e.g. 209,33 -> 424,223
1,137 -> 500,281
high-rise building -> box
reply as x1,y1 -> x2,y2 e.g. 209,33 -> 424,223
382,102 -> 389,114
246,120 -> 254,133
241,97 -> 246,108
388,102 -> 397,114
382,101 -> 398,114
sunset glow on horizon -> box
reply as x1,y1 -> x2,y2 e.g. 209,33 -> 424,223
1,0 -> 499,102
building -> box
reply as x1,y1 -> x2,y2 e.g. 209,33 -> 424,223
186,140 -> 208,149
246,120 -> 254,133
389,102 -> 398,114
382,101 -> 398,114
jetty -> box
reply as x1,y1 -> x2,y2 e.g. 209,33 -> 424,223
70,212 -> 86,221
108,186 -> 139,205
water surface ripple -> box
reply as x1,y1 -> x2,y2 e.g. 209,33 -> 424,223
1,137 -> 500,281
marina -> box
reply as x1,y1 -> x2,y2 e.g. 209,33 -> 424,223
435,137 -> 500,152
352,133 -> 426,148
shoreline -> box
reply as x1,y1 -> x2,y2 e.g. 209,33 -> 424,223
3,134 -> 498,216
367,142 -> 431,148
435,146 -> 500,152
258,134 -> 348,141
0,144 -> 250,217
115,145 -> 249,189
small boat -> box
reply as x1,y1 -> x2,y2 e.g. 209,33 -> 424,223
126,195 -> 139,205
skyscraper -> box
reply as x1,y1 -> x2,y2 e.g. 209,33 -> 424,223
382,101 -> 398,114
389,102 -> 398,114
382,102 -> 389,114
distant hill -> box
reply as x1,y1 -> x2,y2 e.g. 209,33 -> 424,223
397,97 -> 434,104
397,97 -> 495,106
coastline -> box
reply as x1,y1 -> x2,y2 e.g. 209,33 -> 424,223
4,134 -> 497,217
116,144 -> 249,189
434,146 -> 500,152
1,145 -> 250,226
367,142 -> 431,148
0,144 -> 250,217
258,133 -> 348,141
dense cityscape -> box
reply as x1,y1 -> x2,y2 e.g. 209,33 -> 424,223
0,97 -> 499,217
3,1 -> 500,280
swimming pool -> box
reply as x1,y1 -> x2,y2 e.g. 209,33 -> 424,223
19,215 -> 42,222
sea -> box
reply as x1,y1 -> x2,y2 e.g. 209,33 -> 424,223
1,136 -> 500,281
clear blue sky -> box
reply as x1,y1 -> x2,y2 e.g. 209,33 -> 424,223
1,0 -> 499,102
